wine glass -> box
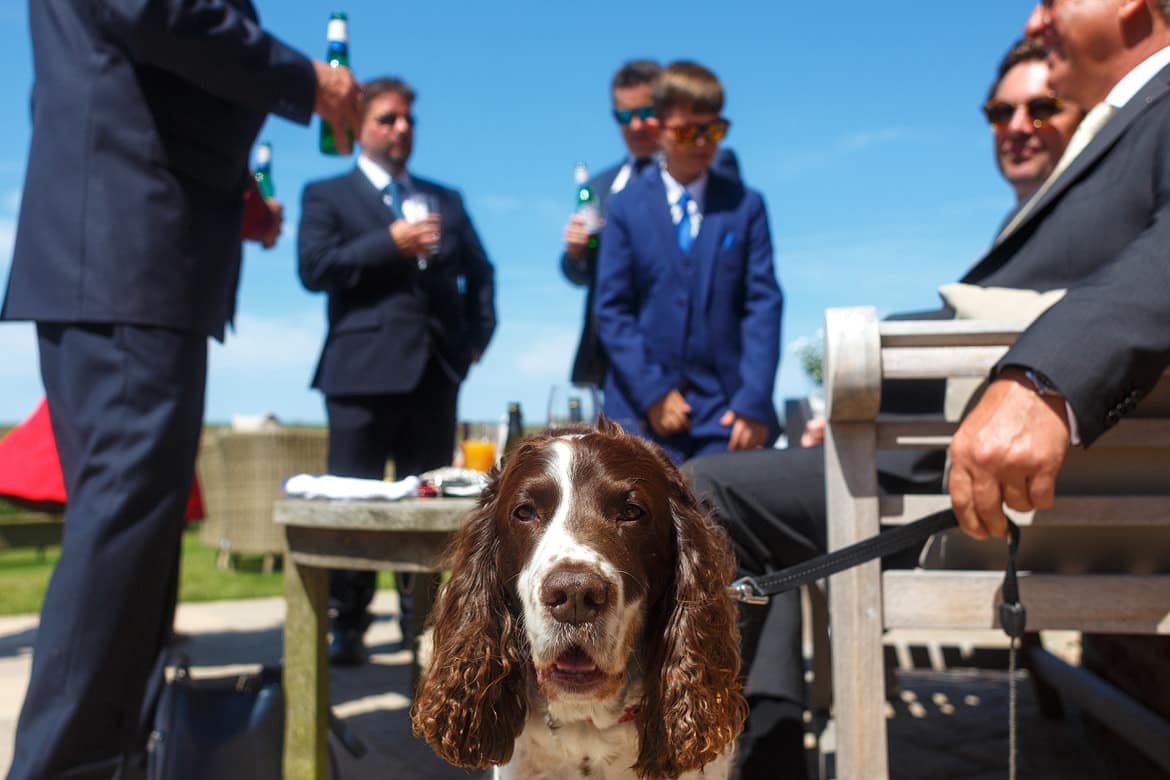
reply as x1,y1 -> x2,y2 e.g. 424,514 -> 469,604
401,192 -> 441,270
547,384 -> 600,429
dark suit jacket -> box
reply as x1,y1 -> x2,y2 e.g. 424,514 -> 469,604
960,62 -> 1170,444
1,0 -> 316,341
595,164 -> 782,440
298,168 -> 496,396
561,149 -> 742,385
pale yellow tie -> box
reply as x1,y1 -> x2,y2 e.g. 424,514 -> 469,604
995,101 -> 1117,244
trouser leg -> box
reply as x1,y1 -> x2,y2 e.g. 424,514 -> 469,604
8,323 -> 205,780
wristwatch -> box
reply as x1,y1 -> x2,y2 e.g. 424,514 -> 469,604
1019,367 -> 1063,398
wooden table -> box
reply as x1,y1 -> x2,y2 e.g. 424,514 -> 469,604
275,496 -> 476,780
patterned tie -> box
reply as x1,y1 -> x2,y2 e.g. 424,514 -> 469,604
676,190 -> 694,253
383,179 -> 403,219
995,101 -> 1117,244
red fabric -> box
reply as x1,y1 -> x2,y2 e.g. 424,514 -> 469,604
0,398 -> 204,520
0,398 -> 65,504
240,176 -> 277,242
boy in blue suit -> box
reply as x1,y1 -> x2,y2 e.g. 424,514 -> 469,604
594,61 -> 783,463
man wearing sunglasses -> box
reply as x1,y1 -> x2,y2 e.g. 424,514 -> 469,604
986,38 -> 1084,204
594,60 -> 782,466
949,0 -> 1170,539
297,76 -> 497,667
683,35 -> 1100,779
560,60 -> 740,388
561,60 -> 663,388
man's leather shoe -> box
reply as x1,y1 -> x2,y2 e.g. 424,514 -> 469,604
328,629 -> 368,667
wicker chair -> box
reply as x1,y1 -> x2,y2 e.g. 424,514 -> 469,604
196,427 -> 328,572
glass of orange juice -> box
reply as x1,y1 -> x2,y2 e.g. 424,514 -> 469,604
459,422 -> 498,472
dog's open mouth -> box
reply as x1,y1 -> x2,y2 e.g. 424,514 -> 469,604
536,645 -> 609,691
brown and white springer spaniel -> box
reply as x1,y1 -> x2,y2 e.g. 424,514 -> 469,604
411,420 -> 746,779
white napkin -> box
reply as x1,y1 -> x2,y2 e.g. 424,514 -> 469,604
282,474 -> 420,500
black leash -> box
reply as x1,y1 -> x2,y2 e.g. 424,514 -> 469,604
727,510 -> 959,604
726,510 -> 1027,778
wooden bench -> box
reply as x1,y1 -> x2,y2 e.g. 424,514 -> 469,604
822,306 -> 1170,778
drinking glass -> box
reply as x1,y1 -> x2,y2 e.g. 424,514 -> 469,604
458,421 -> 499,472
546,384 -> 600,428
401,192 -> 441,269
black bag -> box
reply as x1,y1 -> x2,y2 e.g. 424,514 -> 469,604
144,653 -> 365,780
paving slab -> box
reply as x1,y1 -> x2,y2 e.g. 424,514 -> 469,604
0,595 -> 1138,779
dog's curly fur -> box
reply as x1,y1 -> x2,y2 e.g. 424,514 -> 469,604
411,420 -> 746,779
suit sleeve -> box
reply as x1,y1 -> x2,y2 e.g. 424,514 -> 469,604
594,192 -> 678,414
730,193 -> 783,423
561,248 -> 594,287
99,0 -> 316,124
999,108 -> 1170,444
297,182 -> 410,294
451,191 -> 497,355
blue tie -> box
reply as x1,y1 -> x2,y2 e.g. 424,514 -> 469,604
676,191 -> 694,253
383,179 -> 403,219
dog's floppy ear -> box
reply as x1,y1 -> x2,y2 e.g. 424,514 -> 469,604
410,463 -> 528,767
635,455 -> 747,778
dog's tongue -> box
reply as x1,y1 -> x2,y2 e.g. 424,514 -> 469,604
536,646 -> 598,684
555,646 -> 597,672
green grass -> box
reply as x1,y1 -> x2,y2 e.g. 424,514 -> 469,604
0,512 -> 398,616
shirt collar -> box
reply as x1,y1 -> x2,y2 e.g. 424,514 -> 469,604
659,164 -> 708,210
358,154 -> 412,192
1105,44 -> 1170,109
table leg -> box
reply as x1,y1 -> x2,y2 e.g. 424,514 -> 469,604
283,556 -> 329,780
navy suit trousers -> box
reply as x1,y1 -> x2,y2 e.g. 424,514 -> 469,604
8,323 -> 205,780
324,356 -> 457,631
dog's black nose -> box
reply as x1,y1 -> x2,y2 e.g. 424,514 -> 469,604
541,568 -> 609,624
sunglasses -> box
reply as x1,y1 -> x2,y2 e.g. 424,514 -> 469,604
983,96 -> 1064,129
375,111 -> 416,128
665,118 -> 731,145
613,105 -> 655,125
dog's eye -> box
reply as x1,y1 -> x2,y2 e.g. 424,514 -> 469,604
512,503 -> 537,523
618,502 -> 645,522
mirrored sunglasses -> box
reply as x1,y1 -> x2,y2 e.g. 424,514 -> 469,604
613,105 -> 655,125
666,118 -> 731,145
983,96 -> 1063,129
375,111 -> 416,127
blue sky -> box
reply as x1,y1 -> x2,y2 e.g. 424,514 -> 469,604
0,2 -> 1038,427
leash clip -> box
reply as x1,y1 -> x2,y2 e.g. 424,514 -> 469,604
728,577 -> 770,605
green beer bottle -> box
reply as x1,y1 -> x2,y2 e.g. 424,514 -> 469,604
252,141 -> 274,198
319,12 -> 351,155
574,162 -> 600,251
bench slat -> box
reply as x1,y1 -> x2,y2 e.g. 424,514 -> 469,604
883,570 -> 1170,633
879,494 -> 1170,526
874,417 -> 1170,449
879,320 -> 1024,347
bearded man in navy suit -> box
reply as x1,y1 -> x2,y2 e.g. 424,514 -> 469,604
0,1 -> 361,777
298,76 -> 497,665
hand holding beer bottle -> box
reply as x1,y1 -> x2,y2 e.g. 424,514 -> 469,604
317,12 -> 359,155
